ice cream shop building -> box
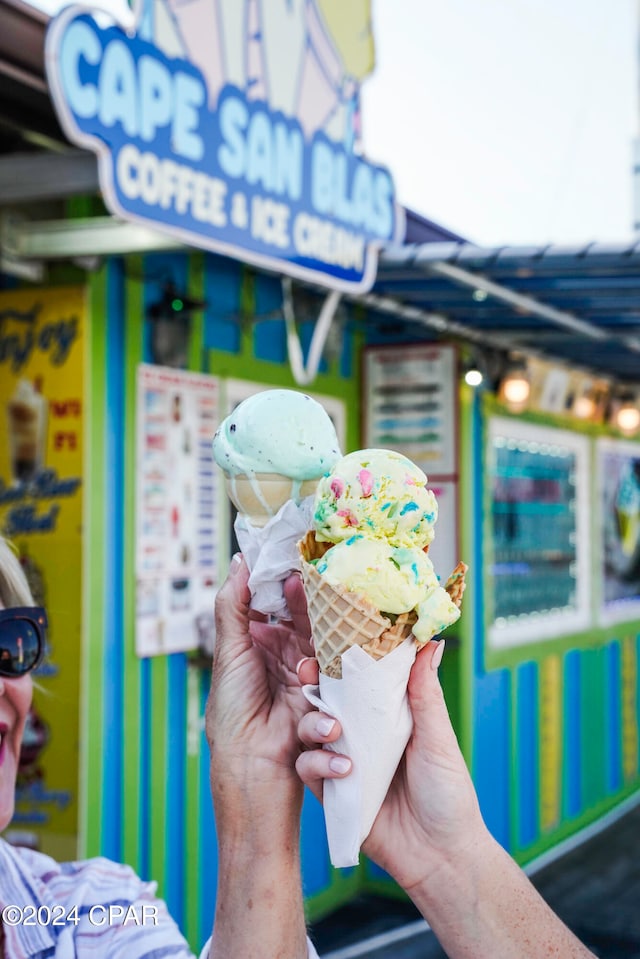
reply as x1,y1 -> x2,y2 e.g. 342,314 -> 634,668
2,0 -> 640,951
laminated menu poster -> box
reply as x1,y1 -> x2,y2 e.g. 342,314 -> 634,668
135,365 -> 219,656
363,344 -> 457,477
598,437 -> 640,625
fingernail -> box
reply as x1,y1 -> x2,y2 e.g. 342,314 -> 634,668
329,756 -> 351,774
295,657 -> 310,678
316,716 -> 335,737
232,553 -> 242,565
229,553 -> 242,574
431,639 -> 445,671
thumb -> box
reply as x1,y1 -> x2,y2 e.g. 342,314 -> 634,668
408,640 -> 462,758
213,555 -> 252,664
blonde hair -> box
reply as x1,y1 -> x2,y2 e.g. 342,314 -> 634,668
0,537 -> 35,608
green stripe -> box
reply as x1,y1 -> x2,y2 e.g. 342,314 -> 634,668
458,384 -> 475,764
149,656 -> 170,893
122,260 -> 144,871
581,646 -> 606,807
184,254 -> 205,945
81,269 -> 108,857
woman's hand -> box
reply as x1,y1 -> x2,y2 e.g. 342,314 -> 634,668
296,640 -> 487,893
207,555 -> 313,959
206,554 -> 313,792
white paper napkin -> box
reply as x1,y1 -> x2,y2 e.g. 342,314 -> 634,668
234,497 -> 313,618
303,636 -> 416,867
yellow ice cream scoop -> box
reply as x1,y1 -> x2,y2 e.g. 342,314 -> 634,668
315,537 -> 436,613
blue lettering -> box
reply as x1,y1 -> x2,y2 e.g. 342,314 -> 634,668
173,73 -> 205,161
60,19 -> 100,118
373,170 -> 393,238
246,111 -> 272,189
218,95 -> 248,177
99,39 -> 137,136
139,54 -> 172,142
311,140 -> 334,215
352,163 -> 373,231
274,123 -> 302,200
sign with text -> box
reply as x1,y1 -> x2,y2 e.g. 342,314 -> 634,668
45,0 -> 403,291
135,365 -> 219,657
0,286 -> 85,860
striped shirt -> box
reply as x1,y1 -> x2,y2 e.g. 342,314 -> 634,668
0,837 -> 195,958
0,838 -> 320,958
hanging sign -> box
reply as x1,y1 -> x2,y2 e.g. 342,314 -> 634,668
45,0 -> 404,292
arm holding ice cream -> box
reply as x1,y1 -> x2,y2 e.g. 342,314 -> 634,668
205,554 -> 317,959
296,643 -> 596,959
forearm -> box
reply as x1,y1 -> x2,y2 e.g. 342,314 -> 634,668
409,832 -> 595,959
210,776 -> 308,959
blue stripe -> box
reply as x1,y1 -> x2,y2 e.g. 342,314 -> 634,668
516,662 -> 539,847
473,669 -> 511,850
472,391 -> 484,675
164,653 -> 187,928
254,272 -> 286,362
563,650 -> 582,818
101,258 -> 125,861
605,641 -> 622,793
300,791 -> 331,896
203,255 -> 242,354
199,670 -> 217,947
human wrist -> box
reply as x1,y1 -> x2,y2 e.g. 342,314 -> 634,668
405,827 -> 498,917
211,759 -> 303,847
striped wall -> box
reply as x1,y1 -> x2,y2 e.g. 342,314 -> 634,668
81,252 -> 361,951
465,389 -> 640,866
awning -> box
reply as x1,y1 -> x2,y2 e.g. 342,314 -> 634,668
364,241 -> 640,384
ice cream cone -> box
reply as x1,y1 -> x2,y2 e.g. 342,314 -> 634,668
299,531 -> 417,678
225,473 -> 320,527
299,532 -> 468,678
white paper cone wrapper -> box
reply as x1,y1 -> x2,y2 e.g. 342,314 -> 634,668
234,497 -> 313,618
303,636 -> 416,867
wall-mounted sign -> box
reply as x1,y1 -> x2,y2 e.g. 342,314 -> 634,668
597,437 -> 640,626
486,418 -> 591,649
0,286 -> 85,860
45,0 -> 403,292
135,365 -> 219,657
363,344 -> 458,477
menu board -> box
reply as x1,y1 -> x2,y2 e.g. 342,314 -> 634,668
135,365 -> 219,657
598,437 -> 640,625
363,345 -> 457,477
487,418 -> 591,648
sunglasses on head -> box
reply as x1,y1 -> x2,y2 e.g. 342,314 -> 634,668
0,607 -> 47,679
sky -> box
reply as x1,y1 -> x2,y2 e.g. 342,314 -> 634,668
30,0 -> 638,247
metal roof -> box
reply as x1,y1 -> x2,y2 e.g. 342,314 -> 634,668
367,240 -> 640,384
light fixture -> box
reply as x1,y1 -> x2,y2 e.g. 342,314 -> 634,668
615,393 -> 640,435
573,393 -> 596,419
500,357 -> 530,411
465,366 -> 483,387
147,281 -> 206,368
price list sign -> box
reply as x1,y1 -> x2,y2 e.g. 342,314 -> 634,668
487,418 -> 591,649
363,345 -> 457,477
135,365 -> 219,657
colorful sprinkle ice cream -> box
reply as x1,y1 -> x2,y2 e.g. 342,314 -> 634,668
311,449 -> 460,644
313,448 -> 438,548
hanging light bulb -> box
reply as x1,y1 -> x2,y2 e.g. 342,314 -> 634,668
616,394 -> 640,434
464,365 -> 483,387
500,358 -> 530,411
573,393 -> 596,420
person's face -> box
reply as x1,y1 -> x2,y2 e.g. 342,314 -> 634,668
0,599 -> 33,831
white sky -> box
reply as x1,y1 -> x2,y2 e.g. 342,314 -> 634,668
30,0 -> 638,246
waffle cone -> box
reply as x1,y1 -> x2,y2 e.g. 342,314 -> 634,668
225,473 -> 320,527
298,531 -> 417,678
